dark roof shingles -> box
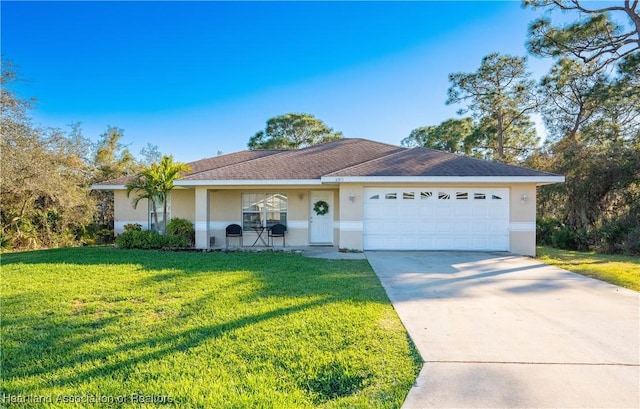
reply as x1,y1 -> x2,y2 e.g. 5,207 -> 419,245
182,138 -> 405,180
327,147 -> 559,177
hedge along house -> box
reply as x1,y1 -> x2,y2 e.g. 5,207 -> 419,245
92,138 -> 564,256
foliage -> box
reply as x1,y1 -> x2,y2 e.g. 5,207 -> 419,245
537,246 -> 640,291
90,126 -> 141,230
115,229 -> 189,249
1,62 -> 96,250
401,117 -> 477,155
521,1 -> 640,257
1,248 -> 421,407
248,113 -> 343,150
165,218 -> 195,245
526,0 -> 639,70
126,155 -> 191,233
447,53 -> 539,162
123,223 -> 143,232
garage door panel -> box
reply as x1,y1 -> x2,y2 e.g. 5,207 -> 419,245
364,187 -> 509,251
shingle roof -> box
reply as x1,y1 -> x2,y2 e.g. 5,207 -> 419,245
326,147 -> 560,177
94,149 -> 282,185
181,138 -> 405,180
94,138 -> 561,187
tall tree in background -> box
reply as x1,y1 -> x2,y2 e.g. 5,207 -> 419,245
248,113 -> 343,150
525,1 -> 640,253
447,53 -> 539,162
538,58 -> 608,144
91,126 -> 140,228
401,117 -> 476,155
526,0 -> 639,70
1,61 -> 95,249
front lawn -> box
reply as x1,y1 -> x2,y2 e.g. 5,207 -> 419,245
537,246 -> 640,291
1,248 -> 421,408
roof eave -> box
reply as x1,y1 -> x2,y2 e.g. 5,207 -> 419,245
91,184 -> 127,190
320,176 -> 565,184
175,179 -> 323,186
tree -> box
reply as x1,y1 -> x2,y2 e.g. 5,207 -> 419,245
526,0 -> 640,70
126,172 -> 161,232
530,53 -> 639,252
1,61 -> 95,249
447,53 -> 539,162
151,155 -> 191,233
401,118 -> 476,155
126,155 -> 191,233
91,126 -> 140,228
248,113 -> 343,150
538,58 -> 608,143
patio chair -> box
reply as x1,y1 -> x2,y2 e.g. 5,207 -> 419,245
268,223 -> 286,247
225,224 -> 243,248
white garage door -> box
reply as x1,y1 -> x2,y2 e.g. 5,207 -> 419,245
363,187 -> 509,251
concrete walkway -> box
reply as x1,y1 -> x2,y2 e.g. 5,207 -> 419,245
366,251 -> 640,409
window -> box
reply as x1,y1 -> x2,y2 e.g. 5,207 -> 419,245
385,193 -> 397,200
456,192 -> 468,200
242,193 -> 287,231
369,194 -> 380,200
492,195 -> 502,200
474,193 -> 486,200
403,192 -> 415,200
420,191 -> 433,200
438,192 -> 450,200
149,194 -> 170,232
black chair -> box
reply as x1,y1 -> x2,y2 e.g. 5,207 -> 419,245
225,224 -> 243,248
268,224 -> 286,247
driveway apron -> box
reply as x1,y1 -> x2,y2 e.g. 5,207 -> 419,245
366,251 -> 639,409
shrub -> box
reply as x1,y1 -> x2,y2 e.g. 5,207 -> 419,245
551,226 -> 591,251
165,218 -> 195,245
96,229 -> 114,245
115,230 -> 189,249
536,217 -> 561,246
597,220 -> 630,254
123,223 -> 143,232
620,227 -> 640,256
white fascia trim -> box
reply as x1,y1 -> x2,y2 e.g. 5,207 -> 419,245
321,176 -> 565,184
92,184 -> 126,190
176,179 -> 322,186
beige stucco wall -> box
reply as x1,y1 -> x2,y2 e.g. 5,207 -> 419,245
509,184 -> 538,256
113,182 -> 540,255
113,190 -> 150,234
192,187 -> 337,249
170,189 -> 195,221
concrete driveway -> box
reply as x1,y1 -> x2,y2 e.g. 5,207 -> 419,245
366,251 -> 639,409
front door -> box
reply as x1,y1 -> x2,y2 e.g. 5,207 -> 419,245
309,191 -> 334,244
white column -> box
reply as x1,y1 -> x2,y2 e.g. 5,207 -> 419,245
194,186 -> 209,249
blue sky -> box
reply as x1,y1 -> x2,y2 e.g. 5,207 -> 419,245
2,1 -> 553,162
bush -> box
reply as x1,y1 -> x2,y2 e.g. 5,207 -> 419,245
620,227 -> 640,256
551,226 -> 591,251
537,217 -> 561,246
165,218 -> 195,245
124,223 -> 143,232
115,230 -> 189,249
96,229 -> 114,245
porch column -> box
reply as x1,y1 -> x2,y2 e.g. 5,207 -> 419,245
194,186 -> 209,249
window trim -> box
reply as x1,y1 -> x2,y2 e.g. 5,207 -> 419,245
241,192 -> 288,232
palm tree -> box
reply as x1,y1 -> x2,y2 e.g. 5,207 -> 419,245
152,155 -> 191,232
125,172 -> 161,231
126,155 -> 191,233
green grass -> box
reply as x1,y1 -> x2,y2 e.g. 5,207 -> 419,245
1,247 -> 421,408
537,246 -> 640,291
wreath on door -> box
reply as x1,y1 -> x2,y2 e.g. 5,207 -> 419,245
313,200 -> 329,216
